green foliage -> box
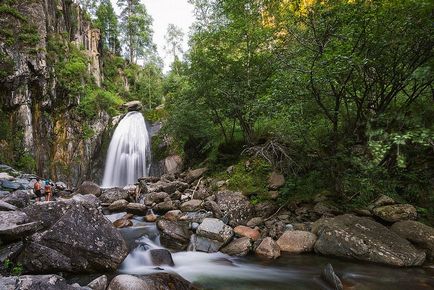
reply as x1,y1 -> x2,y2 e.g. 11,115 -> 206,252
2,259 -> 23,276
78,88 -> 123,119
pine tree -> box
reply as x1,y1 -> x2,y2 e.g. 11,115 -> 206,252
96,0 -> 120,54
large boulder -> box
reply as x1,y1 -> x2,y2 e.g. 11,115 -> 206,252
140,273 -> 198,290
187,234 -> 221,253
215,191 -> 255,227
0,211 -> 40,243
87,275 -> 108,290
144,192 -> 169,205
100,188 -> 129,204
18,201 -> 128,273
233,225 -> 260,241
276,230 -> 317,254
268,171 -> 285,190
185,167 -> 208,184
312,214 -> 426,266
321,264 -> 343,290
372,204 -> 417,223
126,203 -> 147,215
76,181 -> 102,197
0,274 -> 87,290
107,274 -> 150,290
391,220 -> 434,259
154,200 -> 178,214
255,237 -> 280,259
221,237 -> 252,256
156,220 -> 191,250
108,199 -> 129,212
196,218 -> 233,245
1,190 -> 31,208
148,249 -> 175,266
180,199 -> 202,212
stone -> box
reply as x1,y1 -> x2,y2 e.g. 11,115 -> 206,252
72,194 -> 100,206
156,220 -> 191,250
372,194 -> 396,207
0,221 -> 40,243
215,191 -> 255,227
192,188 -> 212,200
185,167 -> 208,184
180,199 -> 202,212
164,210 -> 183,221
76,181 -> 101,197
268,171 -> 285,190
196,218 -> 233,244
203,200 -> 223,218
123,100 -> 143,111
187,234 -> 221,253
87,275 -> 108,290
107,274 -> 150,290
267,191 -> 280,200
321,264 -> 343,290
179,211 -> 213,223
0,180 -> 22,191
313,202 -> 340,216
144,213 -> 157,222
0,241 -> 23,262
391,220 -> 434,259
0,274 -> 86,290
113,218 -> 133,228
99,188 -> 129,203
55,181 -> 68,191
18,201 -> 128,273
247,217 -> 264,227
221,237 -> 252,256
254,201 -> 278,219
1,190 -> 30,208
154,200 -> 178,214
108,199 -> 129,212
234,225 -> 260,241
372,204 -> 417,222
276,230 -> 317,254
149,249 -> 175,266
255,237 -> 280,259
0,200 -> 18,211
126,203 -> 147,215
140,273 -> 198,290
144,192 -> 169,205
164,155 -> 183,174
0,172 -> 14,181
312,214 -> 425,266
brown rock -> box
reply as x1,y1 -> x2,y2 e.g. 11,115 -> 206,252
255,237 -> 280,259
113,218 -> 133,228
268,171 -> 285,190
372,204 -> 417,222
276,230 -> 317,254
234,225 -> 260,241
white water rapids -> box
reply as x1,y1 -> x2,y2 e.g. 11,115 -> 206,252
102,111 -> 150,187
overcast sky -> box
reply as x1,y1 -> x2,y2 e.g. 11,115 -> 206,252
112,0 -> 195,72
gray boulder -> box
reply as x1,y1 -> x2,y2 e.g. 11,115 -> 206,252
156,220 -> 191,250
100,188 -> 129,203
144,192 -> 169,205
76,181 -> 101,197
107,274 -> 150,290
196,218 -> 233,245
154,200 -> 178,214
312,214 -> 426,266
149,248 -> 175,266
391,220 -> 434,259
185,167 -> 208,184
372,204 -> 417,223
87,275 -> 107,290
215,191 -> 255,227
0,274 -> 88,290
321,264 -> 343,290
187,234 -> 221,253
108,199 -> 129,212
1,190 -> 30,208
255,237 -> 280,259
0,200 -> 18,211
180,199 -> 202,212
221,237 -> 252,256
126,203 -> 147,215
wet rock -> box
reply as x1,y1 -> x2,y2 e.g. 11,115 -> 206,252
87,275 -> 107,290
265,220 -> 286,240
312,214 -> 425,266
188,234 -> 221,252
180,199 -> 202,212
372,204 -> 417,223
255,237 -> 280,259
276,230 -> 317,254
164,210 -> 183,221
0,200 -> 18,211
18,201 -> 128,273
203,200 -> 223,218
0,274 -> 86,290
126,203 -> 147,215
144,212 -> 157,222
0,180 -> 22,191
113,218 -> 133,228
221,237 -> 252,256
215,191 -> 255,227
247,217 -> 264,228
321,263 -> 343,290
107,274 -> 149,290
0,241 -> 23,262
179,211 -> 213,224
185,167 -> 208,184
140,272 -> 198,290
76,181 -> 102,197
108,199 -> 129,212
196,218 -> 233,244
144,192 -> 169,205
1,190 -> 30,208
100,188 -> 129,204
234,225 -> 260,241
149,248 -> 175,266
156,220 -> 191,250
391,220 -> 434,259
154,200 -> 178,214
268,171 -> 285,190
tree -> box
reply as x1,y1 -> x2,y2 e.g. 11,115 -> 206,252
117,0 -> 153,64
164,24 -> 184,67
96,0 -> 120,54
76,0 -> 99,16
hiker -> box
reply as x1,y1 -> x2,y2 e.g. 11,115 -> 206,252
44,179 -> 53,202
33,178 -> 42,202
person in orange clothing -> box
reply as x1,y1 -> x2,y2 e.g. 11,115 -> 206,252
33,178 -> 42,202
44,179 -> 52,201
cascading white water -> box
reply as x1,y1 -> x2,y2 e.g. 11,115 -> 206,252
102,111 -> 150,187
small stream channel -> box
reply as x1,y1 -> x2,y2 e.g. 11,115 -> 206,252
110,214 -> 434,290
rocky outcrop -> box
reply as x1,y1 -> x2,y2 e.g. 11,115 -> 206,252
391,220 -> 434,259
312,214 -> 426,266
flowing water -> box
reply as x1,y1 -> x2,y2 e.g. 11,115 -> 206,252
102,112 -> 151,187
117,220 -> 434,290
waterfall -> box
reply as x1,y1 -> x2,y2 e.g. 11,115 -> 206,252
102,111 -> 150,187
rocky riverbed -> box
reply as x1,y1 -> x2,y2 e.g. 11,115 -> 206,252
1,164 -> 434,289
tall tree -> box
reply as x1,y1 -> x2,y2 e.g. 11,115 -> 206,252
96,0 -> 120,54
117,0 -> 153,64
164,24 -> 184,66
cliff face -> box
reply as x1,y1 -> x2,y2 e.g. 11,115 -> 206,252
0,0 -> 110,186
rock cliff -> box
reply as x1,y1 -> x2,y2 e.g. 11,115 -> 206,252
0,0 -> 111,185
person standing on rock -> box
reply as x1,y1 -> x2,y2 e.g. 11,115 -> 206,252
44,179 -> 53,201
34,178 -> 42,202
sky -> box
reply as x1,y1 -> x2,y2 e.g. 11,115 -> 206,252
112,0 -> 195,72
